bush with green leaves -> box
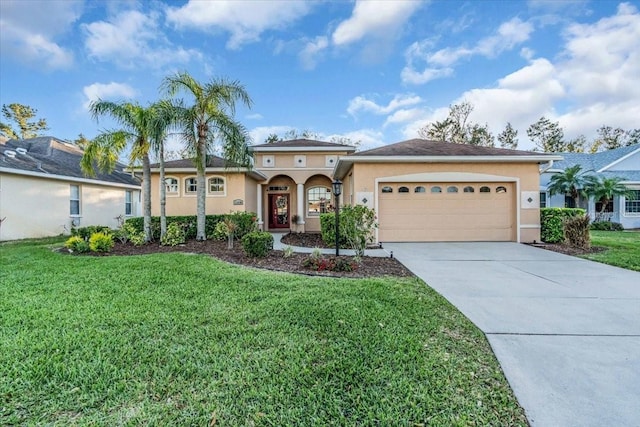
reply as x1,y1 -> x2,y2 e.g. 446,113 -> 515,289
540,208 -> 585,243
89,232 -> 114,253
210,221 -> 230,240
160,222 -> 186,246
564,215 -> 591,249
283,246 -> 294,258
320,205 -> 377,254
125,212 -> 256,241
64,236 -> 90,253
241,231 -> 273,257
302,255 -> 356,272
71,225 -> 112,240
590,221 -> 624,231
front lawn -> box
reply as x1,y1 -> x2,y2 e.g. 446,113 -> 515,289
581,230 -> 640,271
0,238 -> 527,426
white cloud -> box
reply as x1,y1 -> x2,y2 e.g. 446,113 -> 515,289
383,107 -> 429,127
166,0 -> 312,49
249,126 -> 296,145
347,93 -> 423,116
83,9 -> 201,69
0,0 -> 81,69
402,17 -> 534,84
246,113 -> 264,121
332,0 -> 423,46
299,36 -> 329,70
325,129 -> 386,152
82,82 -> 137,110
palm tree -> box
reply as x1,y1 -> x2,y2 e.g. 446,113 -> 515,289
585,175 -> 631,215
81,101 -> 171,242
547,164 -> 591,208
161,72 -> 252,241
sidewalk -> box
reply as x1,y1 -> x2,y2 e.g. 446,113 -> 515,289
270,232 -> 390,258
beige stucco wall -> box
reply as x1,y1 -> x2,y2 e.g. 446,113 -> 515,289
149,172 -> 258,216
347,162 -> 542,242
0,173 -> 140,241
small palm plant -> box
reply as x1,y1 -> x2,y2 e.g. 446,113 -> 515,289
585,175 -> 631,216
548,165 -> 591,208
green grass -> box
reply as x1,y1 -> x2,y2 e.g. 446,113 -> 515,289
581,230 -> 640,271
0,239 -> 527,426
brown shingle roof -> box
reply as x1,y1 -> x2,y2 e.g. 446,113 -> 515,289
355,139 -> 540,157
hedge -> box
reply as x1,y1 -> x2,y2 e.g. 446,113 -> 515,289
540,208 -> 586,243
125,212 -> 256,241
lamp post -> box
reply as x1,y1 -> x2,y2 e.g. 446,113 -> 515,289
332,180 -> 342,257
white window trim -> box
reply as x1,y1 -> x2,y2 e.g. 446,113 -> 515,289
207,175 -> 227,197
623,190 -> 640,217
184,176 -> 198,197
70,184 -> 81,217
307,186 -> 332,216
125,190 -> 133,217
164,176 -> 180,197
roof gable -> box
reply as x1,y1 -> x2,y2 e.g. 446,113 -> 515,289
251,139 -> 356,152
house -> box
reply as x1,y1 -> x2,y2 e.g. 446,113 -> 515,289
0,137 -> 141,241
150,138 -> 559,242
540,144 -> 640,229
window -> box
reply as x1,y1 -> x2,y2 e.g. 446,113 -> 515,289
185,177 -> 197,193
625,190 -> 640,215
447,186 -> 458,193
415,186 -> 426,193
540,192 -> 547,208
165,177 -> 178,194
463,186 -> 475,193
398,186 -> 409,193
595,199 -> 613,213
308,186 -> 331,215
125,190 -> 132,216
496,186 -> 507,193
208,177 -> 225,194
431,186 -> 442,193
268,185 -> 289,191
480,186 -> 491,193
381,186 -> 393,193
70,185 -> 80,216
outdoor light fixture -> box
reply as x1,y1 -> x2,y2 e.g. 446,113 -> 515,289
332,180 -> 342,256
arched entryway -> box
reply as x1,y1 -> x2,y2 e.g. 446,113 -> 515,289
264,175 -> 296,230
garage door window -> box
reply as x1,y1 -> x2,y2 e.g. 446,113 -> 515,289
447,186 -> 458,193
398,186 -> 409,193
381,186 -> 393,193
496,186 -> 507,193
431,186 -> 442,193
415,186 -> 425,193
480,186 -> 491,193
463,186 -> 474,193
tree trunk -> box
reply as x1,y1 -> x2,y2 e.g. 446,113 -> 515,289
196,137 -> 207,241
142,153 -> 152,242
159,144 -> 167,239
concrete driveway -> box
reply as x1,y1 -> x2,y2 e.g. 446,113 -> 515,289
384,242 -> 640,427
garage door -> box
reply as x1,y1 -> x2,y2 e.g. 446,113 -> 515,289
378,182 -> 515,242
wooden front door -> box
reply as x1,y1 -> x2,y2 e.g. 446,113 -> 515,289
268,194 -> 290,229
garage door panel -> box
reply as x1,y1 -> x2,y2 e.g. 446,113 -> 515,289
378,182 -> 515,242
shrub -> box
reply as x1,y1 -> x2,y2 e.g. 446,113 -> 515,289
64,236 -> 90,253
161,222 -> 186,246
320,205 -> 377,253
89,231 -> 114,253
540,208 -> 585,243
210,221 -> 230,240
590,221 -> 624,231
71,225 -> 112,240
302,255 -> 356,272
241,231 -> 273,257
283,246 -> 294,258
125,212 -> 256,241
564,215 -> 591,249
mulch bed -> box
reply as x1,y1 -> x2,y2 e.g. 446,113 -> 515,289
62,237 -> 413,279
527,242 -> 608,256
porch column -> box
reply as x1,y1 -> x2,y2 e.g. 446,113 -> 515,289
297,183 -> 305,224
256,184 -> 264,230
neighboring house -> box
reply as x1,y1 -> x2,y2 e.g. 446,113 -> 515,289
151,138 -> 558,243
0,137 -> 141,241
540,145 -> 640,229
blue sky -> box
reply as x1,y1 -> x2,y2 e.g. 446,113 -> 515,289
1,0 -> 638,152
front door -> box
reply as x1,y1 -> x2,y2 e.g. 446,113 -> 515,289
269,194 -> 289,229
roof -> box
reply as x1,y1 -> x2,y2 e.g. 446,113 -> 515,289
251,139 -> 356,152
149,154 -> 267,181
0,136 -> 140,187
356,139 -> 543,157
334,139 -> 561,179
545,144 -> 640,183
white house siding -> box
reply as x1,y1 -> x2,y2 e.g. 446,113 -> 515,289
0,173 -> 140,241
